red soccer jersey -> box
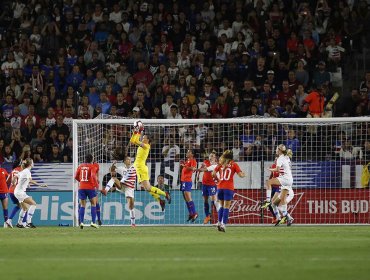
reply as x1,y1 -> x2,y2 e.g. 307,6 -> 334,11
8,167 -> 22,193
181,158 -> 197,182
75,163 -> 99,190
91,163 -> 100,189
202,160 -> 217,186
0,168 -> 9,193
214,161 -> 242,191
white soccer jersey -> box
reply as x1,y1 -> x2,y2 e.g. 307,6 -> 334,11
14,169 -> 32,193
117,165 -> 136,189
276,155 -> 293,180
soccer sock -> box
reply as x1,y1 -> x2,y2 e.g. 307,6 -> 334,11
204,201 -> 210,217
23,212 -> 27,223
189,201 -> 196,215
266,189 -> 271,201
278,204 -> 288,217
286,212 -> 293,220
96,203 -> 101,221
222,208 -> 230,225
106,178 -> 115,191
149,191 -> 160,202
271,204 -> 281,219
3,209 -> 8,221
27,205 -> 36,223
150,186 -> 166,197
18,209 -> 26,224
79,206 -> 85,224
91,206 -> 97,223
268,205 -> 276,217
9,206 -> 20,219
130,209 -> 135,225
213,200 -> 221,212
218,207 -> 224,223
185,201 -> 192,215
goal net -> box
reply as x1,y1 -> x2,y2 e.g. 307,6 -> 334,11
72,117 -> 370,226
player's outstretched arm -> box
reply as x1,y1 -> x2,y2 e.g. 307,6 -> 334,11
238,171 -> 246,178
30,179 -> 47,187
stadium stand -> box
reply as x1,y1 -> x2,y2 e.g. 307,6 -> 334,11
0,0 -> 370,164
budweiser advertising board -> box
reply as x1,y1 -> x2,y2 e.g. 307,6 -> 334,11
229,189 -> 370,224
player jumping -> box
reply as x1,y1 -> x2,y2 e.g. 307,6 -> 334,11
262,145 -> 294,226
125,123 -> 171,207
104,156 -> 138,227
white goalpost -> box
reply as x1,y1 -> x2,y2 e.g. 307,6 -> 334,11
72,117 -> 370,226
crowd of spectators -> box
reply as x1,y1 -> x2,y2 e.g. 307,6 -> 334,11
1,0 -> 370,164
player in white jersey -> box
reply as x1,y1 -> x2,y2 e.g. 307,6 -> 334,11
262,144 -> 294,226
14,158 -> 47,228
102,156 -> 137,227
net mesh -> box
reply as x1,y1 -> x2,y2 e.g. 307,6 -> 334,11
73,117 -> 370,225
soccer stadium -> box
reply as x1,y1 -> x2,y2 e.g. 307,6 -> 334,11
0,1 -> 370,279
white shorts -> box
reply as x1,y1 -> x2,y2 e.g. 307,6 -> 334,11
278,188 -> 294,204
277,176 -> 293,190
14,191 -> 30,203
124,187 -> 134,198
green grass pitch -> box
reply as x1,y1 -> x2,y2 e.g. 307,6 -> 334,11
0,226 -> 369,280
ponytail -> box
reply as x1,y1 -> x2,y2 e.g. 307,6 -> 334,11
222,150 -> 233,162
286,149 -> 293,159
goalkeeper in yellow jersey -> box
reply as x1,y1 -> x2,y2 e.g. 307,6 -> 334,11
130,122 -> 171,209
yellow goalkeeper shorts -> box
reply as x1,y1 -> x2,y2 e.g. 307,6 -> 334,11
134,164 -> 149,183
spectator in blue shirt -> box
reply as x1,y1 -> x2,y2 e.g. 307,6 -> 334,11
285,130 -> 300,154
96,92 -> 112,114
66,65 -> 84,90
87,86 -> 100,108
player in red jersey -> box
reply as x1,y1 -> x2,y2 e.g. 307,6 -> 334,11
91,161 -> 103,226
196,151 -> 220,224
213,150 -> 245,232
266,161 -> 281,224
0,165 -> 9,228
74,154 -> 99,229
180,149 -> 198,222
5,161 -> 25,228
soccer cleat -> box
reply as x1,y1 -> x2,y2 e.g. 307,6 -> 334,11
26,223 -> 36,228
203,216 -> 211,224
279,216 -> 287,225
191,213 -> 199,222
97,220 -> 102,226
219,225 -> 226,232
261,200 -> 271,209
90,222 -> 99,229
165,192 -> 171,204
159,199 -> 166,211
287,218 -> 294,226
274,219 -> 281,226
16,223 -> 24,228
100,189 -> 108,196
186,215 -> 192,222
79,223 -> 84,229
217,222 -> 222,231
131,224 -> 136,228
5,220 -> 13,228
